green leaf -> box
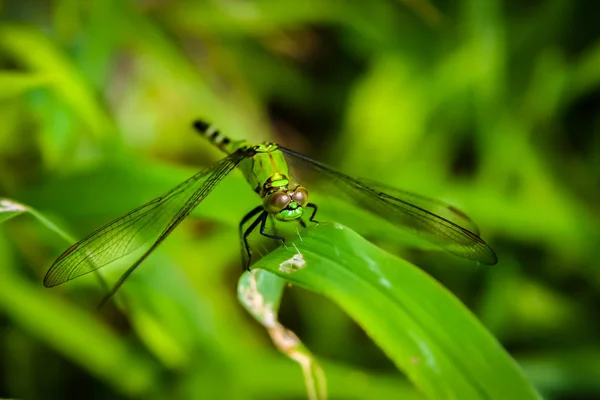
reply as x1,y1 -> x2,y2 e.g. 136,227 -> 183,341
238,269 -> 327,400
0,197 -> 74,242
0,199 -> 158,396
252,222 -> 540,399
0,24 -> 117,139
0,71 -> 51,99
0,269 -> 158,396
0,198 -> 27,224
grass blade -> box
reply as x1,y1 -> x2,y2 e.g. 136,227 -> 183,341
238,269 -> 327,400
252,222 -> 540,399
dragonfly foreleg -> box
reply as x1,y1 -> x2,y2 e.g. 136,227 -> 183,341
239,206 -> 264,270
259,212 -> 287,244
306,202 -> 319,224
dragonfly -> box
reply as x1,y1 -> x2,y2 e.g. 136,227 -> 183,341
44,120 -> 497,306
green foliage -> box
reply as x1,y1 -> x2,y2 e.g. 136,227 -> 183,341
252,223 -> 538,399
1,0 -> 599,399
238,270 -> 326,400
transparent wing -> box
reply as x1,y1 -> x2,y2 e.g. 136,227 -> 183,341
280,147 -> 497,265
44,150 -> 246,288
357,178 -> 481,235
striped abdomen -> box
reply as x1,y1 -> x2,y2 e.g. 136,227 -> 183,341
193,120 -> 247,154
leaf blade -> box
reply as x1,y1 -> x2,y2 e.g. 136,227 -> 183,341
252,222 -> 540,399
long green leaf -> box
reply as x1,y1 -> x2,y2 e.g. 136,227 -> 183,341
0,198 -> 73,241
238,269 -> 327,400
0,71 -> 51,99
252,222 -> 540,399
0,198 -> 158,396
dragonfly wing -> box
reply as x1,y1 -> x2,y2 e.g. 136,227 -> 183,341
280,147 -> 497,265
44,150 -> 246,288
357,177 -> 481,235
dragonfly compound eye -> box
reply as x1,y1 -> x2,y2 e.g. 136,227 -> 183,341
264,192 -> 291,213
292,187 -> 308,207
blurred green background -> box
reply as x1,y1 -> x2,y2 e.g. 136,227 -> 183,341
1,0 -> 599,399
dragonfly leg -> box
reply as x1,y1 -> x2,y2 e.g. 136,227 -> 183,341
306,202 -> 319,224
240,206 -> 264,270
298,218 -> 307,229
259,212 -> 287,243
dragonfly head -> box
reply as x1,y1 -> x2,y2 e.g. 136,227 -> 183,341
263,186 -> 309,221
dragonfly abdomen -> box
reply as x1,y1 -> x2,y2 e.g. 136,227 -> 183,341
193,120 -> 248,154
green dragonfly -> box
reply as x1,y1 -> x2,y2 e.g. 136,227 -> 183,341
45,120 -> 497,305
